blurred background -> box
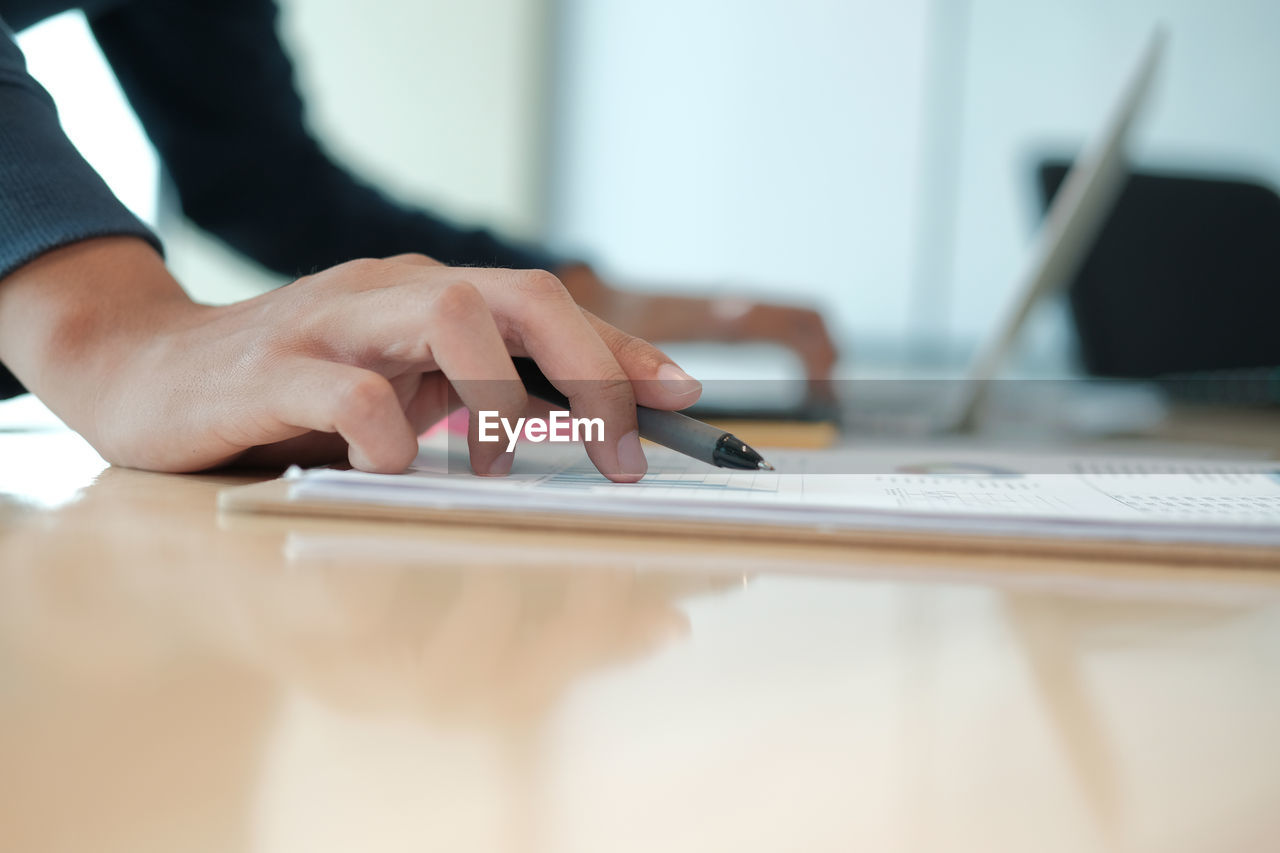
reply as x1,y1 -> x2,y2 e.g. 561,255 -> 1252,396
16,0 -> 1280,376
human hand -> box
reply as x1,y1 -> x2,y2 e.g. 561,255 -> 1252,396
0,239 -> 703,481
557,263 -> 839,389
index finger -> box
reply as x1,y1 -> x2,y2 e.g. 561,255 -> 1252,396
473,270 -> 648,483
576,308 -> 703,411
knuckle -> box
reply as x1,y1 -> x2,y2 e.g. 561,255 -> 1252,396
431,280 -> 486,322
514,269 -> 571,302
592,374 -> 636,409
338,257 -> 384,278
613,331 -> 659,367
338,373 -> 394,419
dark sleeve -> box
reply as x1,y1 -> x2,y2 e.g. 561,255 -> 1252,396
0,16 -> 163,400
87,0 -> 561,278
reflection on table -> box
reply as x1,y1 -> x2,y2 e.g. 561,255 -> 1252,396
2,429 -> 1279,852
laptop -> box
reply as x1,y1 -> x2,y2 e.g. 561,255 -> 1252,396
843,27 -> 1166,435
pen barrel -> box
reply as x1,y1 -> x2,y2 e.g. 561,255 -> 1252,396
512,357 -> 751,469
636,407 -> 725,467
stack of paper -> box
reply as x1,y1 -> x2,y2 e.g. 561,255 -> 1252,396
281,444 -> 1280,548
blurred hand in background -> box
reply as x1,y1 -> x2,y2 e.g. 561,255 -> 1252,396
558,263 -> 839,387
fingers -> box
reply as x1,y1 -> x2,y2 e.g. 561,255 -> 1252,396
408,280 -> 527,477
386,263 -> 703,416
269,359 -> 420,473
474,271 -> 647,483
403,373 -> 461,435
578,309 -> 703,411
315,271 -> 528,476
720,301 -> 838,383
568,284 -> 839,385
289,258 -> 708,482
768,305 -> 838,385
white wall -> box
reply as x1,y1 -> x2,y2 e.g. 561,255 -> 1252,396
547,0 -> 931,349
546,0 -> 1280,367
278,0 -> 551,240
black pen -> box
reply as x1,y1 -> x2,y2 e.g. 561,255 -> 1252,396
512,358 -> 775,471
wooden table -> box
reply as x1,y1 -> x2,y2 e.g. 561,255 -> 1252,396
2,408 -> 1279,853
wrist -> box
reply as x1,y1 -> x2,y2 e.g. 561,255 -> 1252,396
0,237 -> 197,442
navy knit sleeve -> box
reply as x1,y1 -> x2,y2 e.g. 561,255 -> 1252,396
0,16 -> 162,399
88,0 -> 561,279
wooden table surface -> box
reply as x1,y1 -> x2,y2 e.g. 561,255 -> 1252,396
2,406 -> 1279,853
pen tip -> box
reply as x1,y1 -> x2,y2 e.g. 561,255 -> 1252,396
758,461 -> 775,471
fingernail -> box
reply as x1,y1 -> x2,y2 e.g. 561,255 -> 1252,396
657,363 -> 702,396
616,430 -> 647,478
486,452 -> 514,477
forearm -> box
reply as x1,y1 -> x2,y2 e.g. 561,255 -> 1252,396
2,14 -> 167,403
198,162 -> 563,276
0,237 -> 200,453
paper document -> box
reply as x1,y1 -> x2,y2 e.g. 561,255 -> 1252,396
285,444 -> 1280,547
